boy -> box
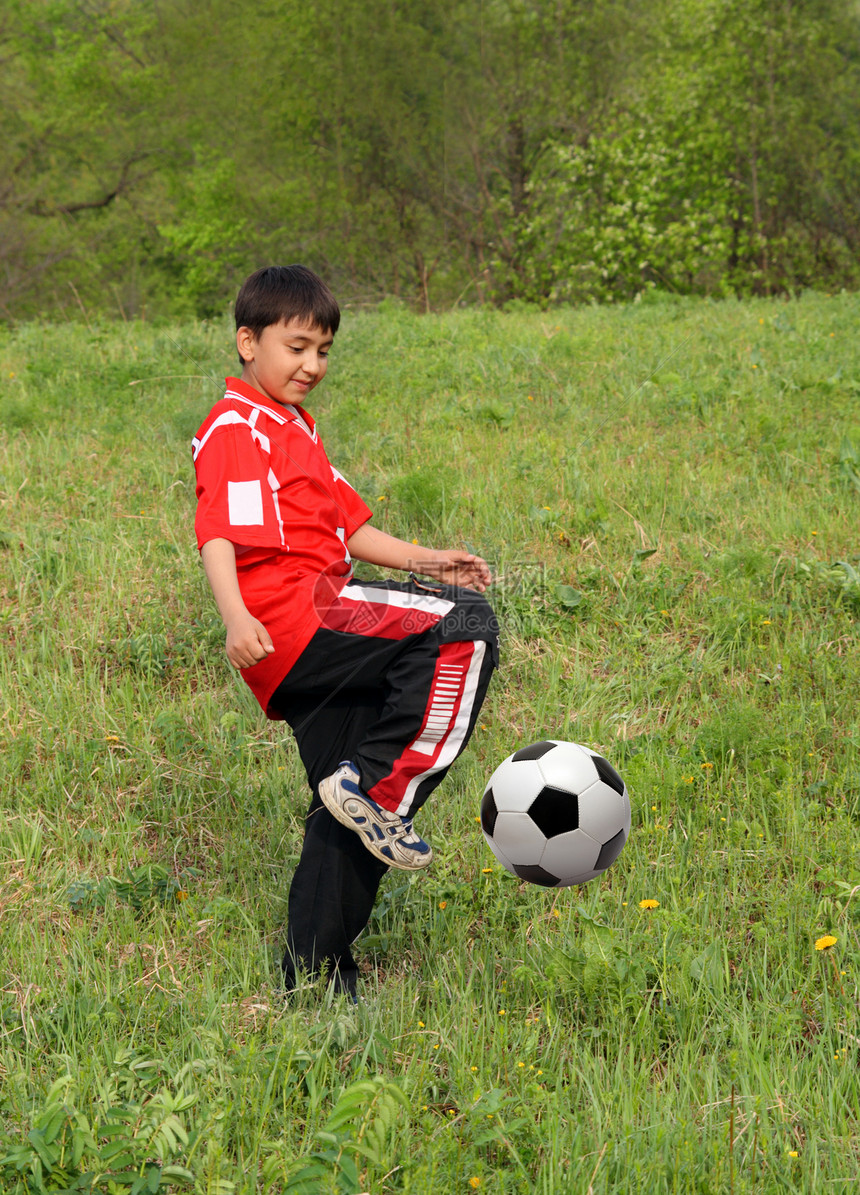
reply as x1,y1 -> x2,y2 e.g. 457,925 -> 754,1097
192,265 -> 498,997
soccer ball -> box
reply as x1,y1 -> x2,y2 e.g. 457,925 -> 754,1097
480,740 -> 631,887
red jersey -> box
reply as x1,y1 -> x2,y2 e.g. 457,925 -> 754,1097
192,377 -> 372,717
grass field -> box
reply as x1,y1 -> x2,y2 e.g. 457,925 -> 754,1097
1,292 -> 858,1193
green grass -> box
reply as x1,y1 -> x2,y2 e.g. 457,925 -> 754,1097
1,292 -> 858,1193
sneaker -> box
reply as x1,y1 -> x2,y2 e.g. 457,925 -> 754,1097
318,762 -> 433,871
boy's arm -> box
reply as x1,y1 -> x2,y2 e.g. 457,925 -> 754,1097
200,538 -> 275,668
346,523 -> 491,593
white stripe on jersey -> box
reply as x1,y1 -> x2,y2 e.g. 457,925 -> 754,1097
267,468 -> 286,546
395,640 -> 487,814
192,410 -> 250,461
224,390 -> 318,442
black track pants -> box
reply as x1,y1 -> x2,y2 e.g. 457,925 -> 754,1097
270,578 -> 498,995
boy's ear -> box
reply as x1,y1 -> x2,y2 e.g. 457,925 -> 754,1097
236,326 -> 256,363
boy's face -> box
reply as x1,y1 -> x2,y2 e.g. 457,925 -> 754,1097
236,318 -> 333,406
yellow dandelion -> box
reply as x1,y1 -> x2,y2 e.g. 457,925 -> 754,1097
469,1179 -> 482,1189
701,762 -> 714,769
815,935 -> 837,951
175,890 -> 189,901
439,900 -> 447,909
639,899 -> 659,910
418,1020 -> 425,1028
499,1008 -> 506,1016
471,1065 -> 478,1072
788,1150 -> 799,1158
527,395 -> 534,402
482,867 -> 494,874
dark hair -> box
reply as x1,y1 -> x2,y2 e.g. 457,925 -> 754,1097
235,265 -> 340,359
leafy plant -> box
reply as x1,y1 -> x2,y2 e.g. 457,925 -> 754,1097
0,1075 -> 196,1194
261,1077 -> 410,1194
65,865 -> 189,912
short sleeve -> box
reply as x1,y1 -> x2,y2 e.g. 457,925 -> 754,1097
330,465 -> 373,539
193,418 -> 285,551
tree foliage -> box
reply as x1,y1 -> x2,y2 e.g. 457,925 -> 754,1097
2,0 -> 858,319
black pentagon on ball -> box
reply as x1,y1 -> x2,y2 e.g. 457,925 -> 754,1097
592,752 -> 625,796
528,785 -> 579,837
595,827 -> 627,871
511,740 -> 556,763
480,786 -> 499,836
513,863 -> 558,887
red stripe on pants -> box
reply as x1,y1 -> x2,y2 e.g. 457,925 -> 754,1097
366,638 -> 478,812
320,591 -> 445,639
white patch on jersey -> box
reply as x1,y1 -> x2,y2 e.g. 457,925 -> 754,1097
228,479 -> 264,526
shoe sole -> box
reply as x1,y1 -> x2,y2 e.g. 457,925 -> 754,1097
319,777 -> 433,871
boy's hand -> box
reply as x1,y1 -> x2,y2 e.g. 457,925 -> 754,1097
225,613 -> 275,669
419,550 -> 492,593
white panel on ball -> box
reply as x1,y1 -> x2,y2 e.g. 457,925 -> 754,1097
578,781 -> 632,844
486,759 -> 547,814
536,741 -> 602,795
540,828 -> 601,880
492,811 -> 547,865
